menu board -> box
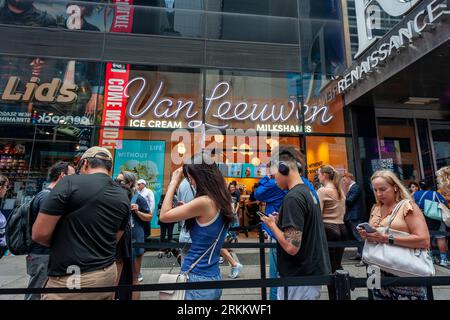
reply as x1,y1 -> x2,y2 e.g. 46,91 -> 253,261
218,163 -> 266,178
242,164 -> 267,178
227,164 -> 243,178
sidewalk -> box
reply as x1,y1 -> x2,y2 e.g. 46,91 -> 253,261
1,236 -> 450,300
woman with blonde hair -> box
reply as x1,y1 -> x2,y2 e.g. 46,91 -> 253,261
437,166 -> 450,197
358,170 -> 430,300
317,165 -> 347,300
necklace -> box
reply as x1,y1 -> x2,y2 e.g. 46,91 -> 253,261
374,202 -> 399,226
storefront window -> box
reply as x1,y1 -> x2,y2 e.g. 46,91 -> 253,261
431,120 -> 450,169
377,118 -> 421,181
0,55 -> 105,127
305,136 -> 350,182
0,124 -> 88,217
302,75 -> 346,135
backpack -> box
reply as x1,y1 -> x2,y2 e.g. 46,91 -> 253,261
5,189 -> 50,255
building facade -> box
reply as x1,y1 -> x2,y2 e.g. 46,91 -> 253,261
340,0 -> 450,208
0,0 -> 352,230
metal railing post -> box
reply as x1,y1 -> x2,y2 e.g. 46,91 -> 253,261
258,224 -> 267,300
335,270 -> 351,300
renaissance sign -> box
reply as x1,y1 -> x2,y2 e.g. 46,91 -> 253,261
125,77 -> 334,133
339,0 -> 449,93
353,0 -> 420,59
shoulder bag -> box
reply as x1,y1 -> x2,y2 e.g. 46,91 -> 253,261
158,223 -> 226,300
362,200 -> 435,277
420,191 -> 443,221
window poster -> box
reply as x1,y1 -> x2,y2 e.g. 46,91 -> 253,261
113,140 -> 165,228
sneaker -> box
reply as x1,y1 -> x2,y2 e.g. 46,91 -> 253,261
439,259 -> 450,268
219,256 -> 224,264
166,251 -> 172,258
229,263 -> 243,279
138,272 -> 144,282
158,251 -> 164,259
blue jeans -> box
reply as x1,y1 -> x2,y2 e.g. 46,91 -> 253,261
25,254 -> 49,300
185,273 -> 222,300
269,243 -> 279,300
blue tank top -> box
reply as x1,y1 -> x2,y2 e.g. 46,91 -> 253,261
181,212 -> 227,277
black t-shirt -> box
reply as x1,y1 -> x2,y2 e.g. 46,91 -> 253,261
30,188 -> 52,255
131,193 -> 150,229
277,184 -> 331,277
40,173 -> 130,276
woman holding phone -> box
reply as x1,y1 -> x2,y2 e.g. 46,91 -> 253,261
160,153 -> 234,300
358,170 -> 430,300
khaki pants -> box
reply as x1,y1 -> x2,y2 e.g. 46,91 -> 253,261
42,263 -> 117,300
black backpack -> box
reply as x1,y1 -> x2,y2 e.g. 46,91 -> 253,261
5,190 -> 50,255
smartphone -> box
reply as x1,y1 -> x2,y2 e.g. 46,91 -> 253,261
357,222 -> 377,233
256,211 -> 267,218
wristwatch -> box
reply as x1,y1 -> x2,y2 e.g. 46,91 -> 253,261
388,234 -> 395,245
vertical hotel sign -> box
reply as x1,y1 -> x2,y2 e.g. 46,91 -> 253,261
99,0 -> 134,150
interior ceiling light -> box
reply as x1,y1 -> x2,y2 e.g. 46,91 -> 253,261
177,142 -> 186,155
251,157 -> 261,166
403,97 -> 439,105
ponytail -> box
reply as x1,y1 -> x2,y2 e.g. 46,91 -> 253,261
319,165 -> 345,200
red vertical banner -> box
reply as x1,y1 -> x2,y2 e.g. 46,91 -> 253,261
99,63 -> 130,150
99,1 -> 134,151
110,0 -> 135,33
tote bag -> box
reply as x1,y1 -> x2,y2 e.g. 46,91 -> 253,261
420,191 -> 443,221
362,200 -> 435,277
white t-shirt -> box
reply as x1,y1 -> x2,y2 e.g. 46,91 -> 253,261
138,187 -> 155,215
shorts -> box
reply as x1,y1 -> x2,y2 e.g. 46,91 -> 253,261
132,224 -> 145,258
185,273 -> 222,300
277,285 -> 321,300
434,222 -> 447,240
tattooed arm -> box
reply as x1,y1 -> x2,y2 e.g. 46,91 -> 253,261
261,214 -> 303,256
280,227 -> 303,256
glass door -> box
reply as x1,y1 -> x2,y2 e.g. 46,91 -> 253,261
430,120 -> 450,170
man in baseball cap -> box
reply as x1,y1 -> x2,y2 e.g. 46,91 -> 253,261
33,145 -> 130,300
76,146 -> 113,175
137,179 -> 146,186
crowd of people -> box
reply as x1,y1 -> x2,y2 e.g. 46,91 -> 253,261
0,144 -> 449,301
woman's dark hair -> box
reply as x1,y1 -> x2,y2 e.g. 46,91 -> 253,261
0,174 -> 9,188
408,181 -> 419,189
419,179 -> 430,191
183,153 -> 233,230
0,174 -> 8,188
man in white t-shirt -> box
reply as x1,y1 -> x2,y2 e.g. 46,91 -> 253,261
137,179 -> 155,216
136,179 -> 155,282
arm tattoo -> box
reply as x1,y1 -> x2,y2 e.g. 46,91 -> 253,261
284,227 -> 302,248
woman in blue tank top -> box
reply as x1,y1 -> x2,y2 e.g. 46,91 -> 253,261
160,153 -> 234,300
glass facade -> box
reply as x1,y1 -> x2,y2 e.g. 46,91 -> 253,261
0,0 -> 352,233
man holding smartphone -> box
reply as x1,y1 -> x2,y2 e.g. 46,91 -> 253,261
261,146 -> 331,300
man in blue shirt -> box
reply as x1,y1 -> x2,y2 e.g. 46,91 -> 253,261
413,180 -> 449,267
